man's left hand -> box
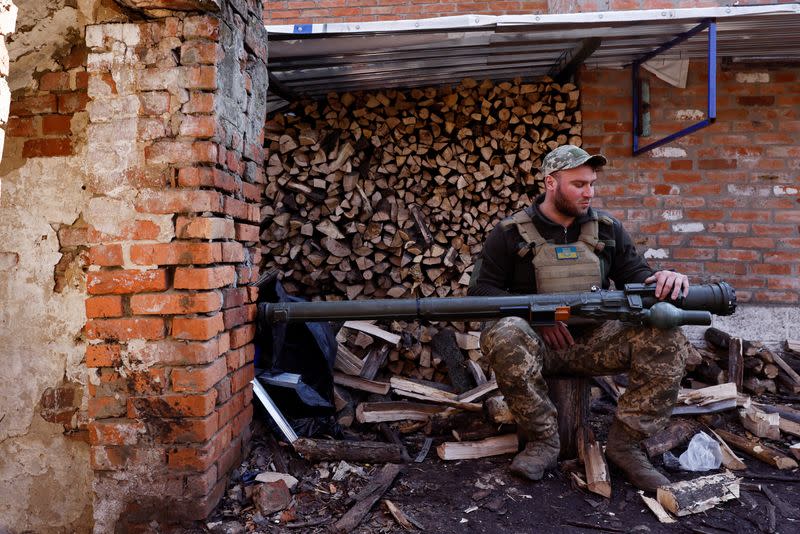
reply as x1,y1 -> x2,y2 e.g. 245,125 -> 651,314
644,270 -> 689,300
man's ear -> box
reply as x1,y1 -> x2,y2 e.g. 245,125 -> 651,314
544,174 -> 558,191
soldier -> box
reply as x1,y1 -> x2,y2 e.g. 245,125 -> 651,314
468,144 -> 693,492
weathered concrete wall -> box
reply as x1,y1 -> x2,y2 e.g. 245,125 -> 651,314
0,0 -> 122,531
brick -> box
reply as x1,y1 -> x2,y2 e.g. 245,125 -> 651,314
6,117 -> 37,137
128,390 -> 218,418
222,288 -> 248,309
179,115 -> 217,138
182,66 -> 217,90
10,95 -> 57,116
41,114 -> 73,135
182,92 -> 215,114
145,139 -> 217,165
139,91 -> 171,115
184,15 -> 220,40
175,216 -> 234,239
131,368 -> 168,396
39,72 -> 71,91
229,324 -> 255,349
88,244 -> 124,266
57,225 -> 88,247
222,304 -> 256,330
87,269 -> 168,295
126,336 -> 228,366
86,344 -> 122,367
130,242 -> 222,265
153,413 -> 218,444
89,419 -> 146,445
736,96 -> 775,107
217,436 -> 243,476
222,196 -> 250,220
85,317 -> 166,341
171,358 -> 227,392
84,318 -> 165,341
91,445 -> 134,471
221,242 -> 245,263
130,291 -> 222,315
89,396 -> 127,419
240,181 -> 263,203
86,295 -> 124,318
180,41 -> 219,65
87,220 -> 161,243
58,92 -> 90,113
172,314 -> 225,341
167,433 -> 226,472
234,223 -> 259,243
185,465 -> 219,497
135,189 -> 223,214
216,390 -> 244,427
22,138 -> 73,158
174,266 -> 235,289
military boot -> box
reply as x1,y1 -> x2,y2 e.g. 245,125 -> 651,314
509,433 -> 560,481
606,419 -> 670,492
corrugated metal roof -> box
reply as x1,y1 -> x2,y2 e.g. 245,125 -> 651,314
264,4 -> 800,107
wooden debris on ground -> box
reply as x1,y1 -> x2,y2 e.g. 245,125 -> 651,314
332,464 -> 403,533
294,438 -> 408,464
713,429 -> 798,470
437,434 -> 519,460
656,471 -> 740,517
640,492 -> 677,524
582,430 -> 611,499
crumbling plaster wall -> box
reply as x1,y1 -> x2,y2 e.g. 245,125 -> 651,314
0,0 -> 126,531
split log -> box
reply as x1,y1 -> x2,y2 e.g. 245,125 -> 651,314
642,418 -> 700,458
754,402 -> 800,425
640,493 -> 676,524
356,401 -> 444,423
332,463 -> 403,533
704,327 -> 732,350
713,429 -> 798,470
335,344 -> 364,376
456,380 -> 498,403
583,430 -> 611,498
779,416 -> 800,438
423,408 -> 473,436
656,471 -> 739,517
344,321 -> 401,346
739,406 -> 780,440
437,434 -> 519,460
294,438 -> 407,464
791,443 -> 800,461
772,352 -> 800,386
360,345 -> 389,381
333,372 -> 390,395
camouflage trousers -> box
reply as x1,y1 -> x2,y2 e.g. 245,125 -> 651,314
480,317 -> 691,440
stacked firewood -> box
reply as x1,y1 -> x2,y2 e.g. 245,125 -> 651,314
260,77 -> 582,300
692,327 -> 800,396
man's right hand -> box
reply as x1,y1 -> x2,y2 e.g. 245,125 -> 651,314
537,322 -> 574,351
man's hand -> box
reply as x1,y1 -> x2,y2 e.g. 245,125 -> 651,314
644,270 -> 690,300
537,321 -> 574,351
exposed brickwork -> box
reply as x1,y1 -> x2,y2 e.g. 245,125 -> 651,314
82,0 -> 267,529
6,39 -> 87,159
582,63 -> 800,304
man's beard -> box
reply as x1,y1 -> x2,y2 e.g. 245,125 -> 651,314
553,183 -> 589,219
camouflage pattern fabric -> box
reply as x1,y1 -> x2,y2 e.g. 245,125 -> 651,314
540,144 -> 607,176
480,317 -> 690,440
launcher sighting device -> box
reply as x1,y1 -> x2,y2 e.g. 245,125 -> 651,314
261,282 -> 736,330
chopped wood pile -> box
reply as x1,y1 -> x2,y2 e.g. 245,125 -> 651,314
260,77 -> 582,301
252,325 -> 800,528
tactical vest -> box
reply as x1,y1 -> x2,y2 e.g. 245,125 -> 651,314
509,210 -> 610,293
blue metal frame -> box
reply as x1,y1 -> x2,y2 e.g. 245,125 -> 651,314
632,19 -> 717,156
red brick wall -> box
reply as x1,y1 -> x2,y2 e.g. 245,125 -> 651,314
82,2 -> 268,528
264,0 -> 798,24
7,43 -> 87,159
582,63 -> 800,304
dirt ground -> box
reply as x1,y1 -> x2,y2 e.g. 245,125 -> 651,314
200,405 -> 800,534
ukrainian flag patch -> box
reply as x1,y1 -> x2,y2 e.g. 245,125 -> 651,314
555,246 -> 578,260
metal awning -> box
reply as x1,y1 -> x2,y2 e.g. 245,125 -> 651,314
264,4 -> 800,108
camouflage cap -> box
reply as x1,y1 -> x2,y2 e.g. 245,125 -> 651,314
541,144 -> 607,177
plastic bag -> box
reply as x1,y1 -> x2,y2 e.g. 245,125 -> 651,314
663,431 -> 722,472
